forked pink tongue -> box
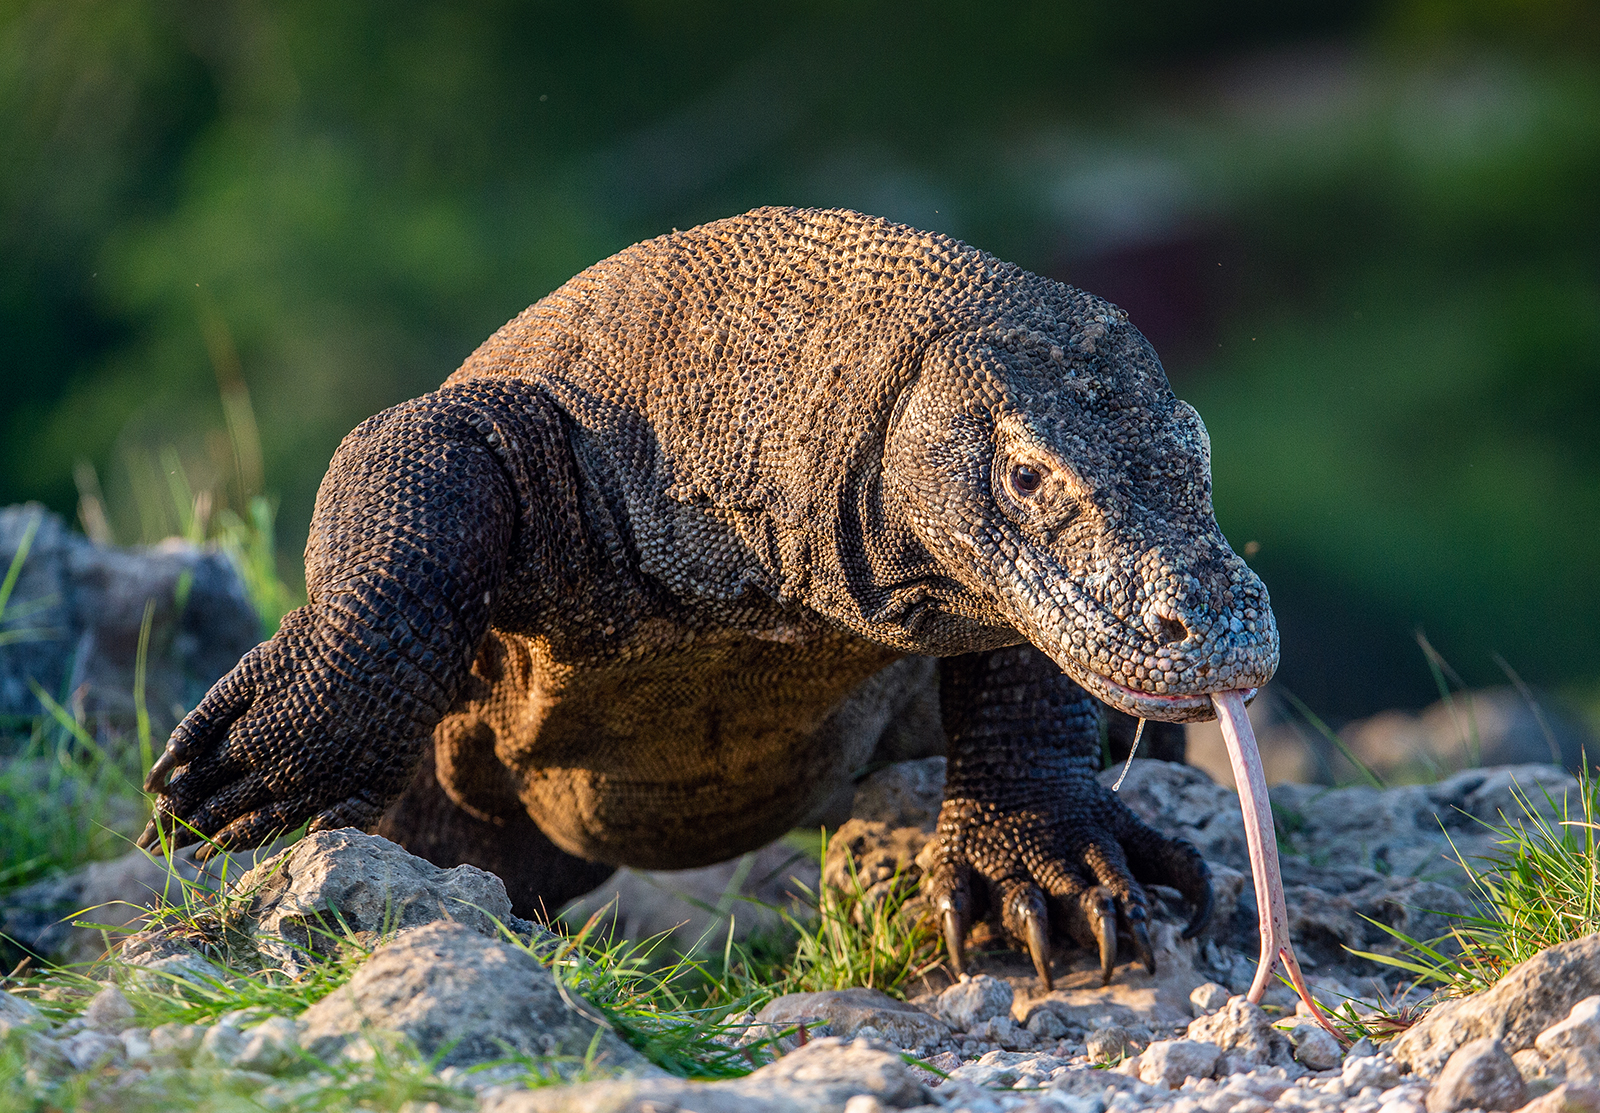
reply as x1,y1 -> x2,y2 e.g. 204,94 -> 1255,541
1212,689 -> 1343,1042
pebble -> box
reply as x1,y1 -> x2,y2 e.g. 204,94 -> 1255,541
937,973 -> 1015,1032
1139,1038 -> 1222,1088
149,1022 -> 207,1065
1191,982 -> 1232,1016
1089,1024 -> 1141,1063
196,1022 -> 247,1068
1425,1038 -> 1525,1112
235,1016 -> 303,1074
81,985 -> 136,1032
1287,1021 -> 1343,1071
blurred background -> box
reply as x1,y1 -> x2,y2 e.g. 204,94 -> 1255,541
3,0 -> 1597,749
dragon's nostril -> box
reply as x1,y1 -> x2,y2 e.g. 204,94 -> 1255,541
1155,615 -> 1189,645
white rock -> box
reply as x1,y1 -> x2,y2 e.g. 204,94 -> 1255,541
1392,933 -> 1600,1077
81,984 -> 135,1032
1343,1053 -> 1402,1092
753,987 -> 949,1051
935,974 -> 1014,1032
148,1021 -> 207,1065
1190,981 -> 1232,1016
1138,1038 -> 1221,1088
1187,996 -> 1296,1072
1024,1008 -> 1069,1040
236,1015 -> 303,1074
119,1027 -> 152,1065
1288,1021 -> 1343,1071
230,829 -> 536,975
197,1023 -> 247,1068
299,921 -> 645,1074
1537,996 -> 1600,1055
58,1029 -> 124,1071
0,988 -> 43,1037
1425,1037 -> 1526,1113
481,1036 -> 925,1112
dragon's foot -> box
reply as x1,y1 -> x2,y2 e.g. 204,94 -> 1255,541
922,789 -> 1212,989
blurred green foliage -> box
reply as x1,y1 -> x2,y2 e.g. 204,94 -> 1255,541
1,0 -> 1596,721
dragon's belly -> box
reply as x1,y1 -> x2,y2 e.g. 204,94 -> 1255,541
438,619 -> 905,868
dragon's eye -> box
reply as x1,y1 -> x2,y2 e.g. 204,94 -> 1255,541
1010,463 -> 1044,497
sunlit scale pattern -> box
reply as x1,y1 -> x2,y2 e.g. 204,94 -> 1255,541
146,207 -> 1275,981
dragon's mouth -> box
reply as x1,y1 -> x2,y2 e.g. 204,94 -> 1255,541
1074,668 -> 1249,722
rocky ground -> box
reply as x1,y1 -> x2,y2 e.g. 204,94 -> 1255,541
6,509 -> 1600,1110
3,757 -> 1599,1112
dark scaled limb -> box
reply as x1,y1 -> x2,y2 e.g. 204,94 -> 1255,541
141,378 -> 563,856
923,645 -> 1212,988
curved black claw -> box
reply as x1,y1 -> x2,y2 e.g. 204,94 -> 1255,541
1130,909 -> 1156,976
1022,905 -> 1052,991
143,738 -> 188,793
1090,890 -> 1117,986
942,905 -> 967,979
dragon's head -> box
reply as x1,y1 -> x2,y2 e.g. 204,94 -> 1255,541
883,299 -> 1277,722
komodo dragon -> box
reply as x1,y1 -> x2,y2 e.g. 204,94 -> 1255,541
142,206 -> 1325,1011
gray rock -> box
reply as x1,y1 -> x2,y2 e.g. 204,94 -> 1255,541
969,1014 -> 1035,1051
232,828 -> 538,974
1537,996 -> 1600,1055
822,820 -> 930,907
1086,1024 -> 1138,1063
480,1036 -> 927,1113
849,757 -> 946,830
235,1016 -> 303,1074
1515,1083 -> 1600,1113
946,1048 -> 1071,1088
1343,1052 -> 1402,1092
81,984 -> 135,1032
1536,996 -> 1600,1087
1138,1038 -> 1221,1088
934,974 -> 1014,1032
297,921 -> 646,1074
148,1022 -> 207,1066
197,1022 -> 248,1068
1024,1008 -> 1069,1040
1190,981 -> 1231,1016
0,503 -> 258,732
3,840 -> 284,966
1186,996 -> 1295,1072
1287,1020 -> 1342,1070
1392,934 -> 1600,1076
1425,1037 -> 1526,1113
754,988 -> 949,1051
0,987 -> 44,1036
58,1028 -> 125,1071
119,1027 -> 152,1065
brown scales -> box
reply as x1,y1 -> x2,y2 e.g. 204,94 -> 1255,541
144,207 -> 1281,988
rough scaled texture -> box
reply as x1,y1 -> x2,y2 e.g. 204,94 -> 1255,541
146,207 -> 1278,976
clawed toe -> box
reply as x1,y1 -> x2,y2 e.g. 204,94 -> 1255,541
941,903 -> 967,978
1088,890 -> 1117,986
1021,903 -> 1051,990
1130,907 -> 1156,976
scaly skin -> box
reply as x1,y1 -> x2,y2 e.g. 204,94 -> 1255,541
143,207 -> 1278,983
